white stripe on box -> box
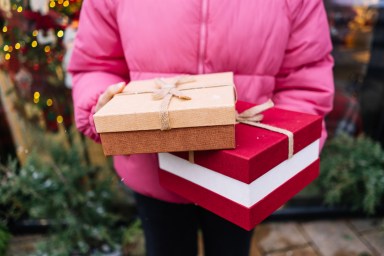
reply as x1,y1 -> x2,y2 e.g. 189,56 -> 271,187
158,139 -> 319,208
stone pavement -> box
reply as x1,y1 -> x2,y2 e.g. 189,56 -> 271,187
7,218 -> 384,256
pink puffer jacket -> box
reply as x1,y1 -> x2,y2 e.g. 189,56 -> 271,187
68,0 -> 334,203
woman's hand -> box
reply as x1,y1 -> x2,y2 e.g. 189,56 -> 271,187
95,82 -> 126,113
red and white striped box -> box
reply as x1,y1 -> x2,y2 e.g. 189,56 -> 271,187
158,101 -> 322,230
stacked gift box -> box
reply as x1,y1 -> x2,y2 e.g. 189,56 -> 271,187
158,101 -> 322,230
94,72 -> 322,230
93,72 -> 237,155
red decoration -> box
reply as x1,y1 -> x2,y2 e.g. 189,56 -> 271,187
22,10 -> 65,30
14,68 -> 33,99
20,46 -> 28,54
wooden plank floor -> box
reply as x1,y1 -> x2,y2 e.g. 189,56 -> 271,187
250,219 -> 383,256
8,218 -> 383,256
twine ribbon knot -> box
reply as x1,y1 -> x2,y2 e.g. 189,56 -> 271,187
236,100 -> 294,159
152,76 -> 195,130
188,99 -> 295,163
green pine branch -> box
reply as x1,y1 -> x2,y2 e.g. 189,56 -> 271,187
318,134 -> 384,215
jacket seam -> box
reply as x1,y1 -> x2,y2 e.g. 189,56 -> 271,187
105,0 -> 115,16
284,0 -> 292,23
198,0 -> 208,74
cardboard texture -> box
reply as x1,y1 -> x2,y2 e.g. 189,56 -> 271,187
100,125 -> 235,155
93,72 -> 236,155
158,101 -> 322,230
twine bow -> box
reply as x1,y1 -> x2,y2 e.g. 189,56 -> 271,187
152,76 -> 195,130
236,100 -> 294,159
187,99 -> 294,164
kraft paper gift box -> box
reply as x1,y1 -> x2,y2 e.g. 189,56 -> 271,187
158,100 -> 322,230
93,72 -> 236,155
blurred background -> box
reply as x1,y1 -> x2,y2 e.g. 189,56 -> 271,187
0,0 -> 384,255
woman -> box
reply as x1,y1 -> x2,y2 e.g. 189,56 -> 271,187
68,1 -> 334,255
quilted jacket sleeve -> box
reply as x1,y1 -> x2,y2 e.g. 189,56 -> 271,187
67,0 -> 129,142
273,0 -> 334,148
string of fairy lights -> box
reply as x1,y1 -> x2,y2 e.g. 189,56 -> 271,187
1,0 -> 82,128
2,29 -> 65,61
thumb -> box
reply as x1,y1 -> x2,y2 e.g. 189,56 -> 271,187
95,82 -> 126,113
112,82 -> 126,94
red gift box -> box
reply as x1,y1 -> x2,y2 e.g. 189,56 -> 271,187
158,101 -> 322,230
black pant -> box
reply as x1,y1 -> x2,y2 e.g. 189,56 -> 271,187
134,192 -> 253,256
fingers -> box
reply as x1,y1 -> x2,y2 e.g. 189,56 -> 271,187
95,82 -> 125,112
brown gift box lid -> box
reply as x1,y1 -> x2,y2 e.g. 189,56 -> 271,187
93,72 -> 236,133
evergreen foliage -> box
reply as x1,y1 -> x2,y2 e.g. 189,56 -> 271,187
0,133 -> 134,255
318,134 -> 384,214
